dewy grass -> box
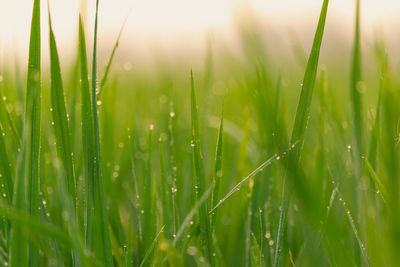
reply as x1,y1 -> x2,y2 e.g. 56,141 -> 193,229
48,9 -> 76,202
274,0 -> 329,266
190,70 -> 213,264
11,0 -> 41,266
2,0 -> 400,266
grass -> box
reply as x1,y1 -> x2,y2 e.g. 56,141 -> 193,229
1,0 -> 400,266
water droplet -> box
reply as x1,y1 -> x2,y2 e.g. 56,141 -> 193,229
268,240 -> 274,246
276,156 -> 281,160
265,232 -> 271,239
140,210 -> 145,214
51,121 -> 55,125
149,124 -> 154,131
190,141 -> 195,147
170,111 -> 175,117
2,96 -> 6,101
97,100 -> 102,106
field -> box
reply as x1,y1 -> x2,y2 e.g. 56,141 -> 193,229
0,0 -> 399,266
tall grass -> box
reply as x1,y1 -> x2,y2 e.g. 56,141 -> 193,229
0,0 -> 399,266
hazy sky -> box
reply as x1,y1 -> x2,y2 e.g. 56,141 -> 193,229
0,0 -> 399,64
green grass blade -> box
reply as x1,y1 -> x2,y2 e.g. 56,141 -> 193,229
159,136 -> 172,238
78,15 -> 95,251
98,6 -> 132,96
10,0 -> 41,266
173,185 -> 214,247
91,1 -> 113,265
209,142 -> 298,215
141,126 -> 155,261
350,0 -> 364,158
48,9 -> 76,203
0,124 -> 13,205
363,157 -> 387,203
138,225 -> 165,267
367,54 -> 385,167
190,70 -> 213,264
210,109 -> 223,228
274,1 -> 329,266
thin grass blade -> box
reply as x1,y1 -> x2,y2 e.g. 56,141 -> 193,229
274,1 -> 329,266
48,9 -> 76,203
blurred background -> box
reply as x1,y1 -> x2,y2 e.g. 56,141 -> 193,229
0,0 -> 399,69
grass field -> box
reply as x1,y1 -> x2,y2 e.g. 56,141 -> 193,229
0,0 -> 399,266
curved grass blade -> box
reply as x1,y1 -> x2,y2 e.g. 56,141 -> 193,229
48,8 -> 76,203
274,1 -> 329,266
209,141 -> 298,215
190,70 -> 213,264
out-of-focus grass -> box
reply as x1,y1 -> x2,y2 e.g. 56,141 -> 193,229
0,0 -> 399,266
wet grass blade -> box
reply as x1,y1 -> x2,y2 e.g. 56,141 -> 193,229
173,185 -> 214,247
190,70 -> 213,263
10,0 -> 41,266
209,142 -> 298,214
274,1 -> 329,266
0,124 -> 13,205
91,0 -> 113,265
48,9 -> 76,203
78,15 -> 95,251
363,157 -> 387,204
138,225 -> 165,267
210,109 -> 223,228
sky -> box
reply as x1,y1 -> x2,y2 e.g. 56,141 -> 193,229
0,0 -> 399,65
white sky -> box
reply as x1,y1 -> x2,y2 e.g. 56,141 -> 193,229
0,0 -> 399,65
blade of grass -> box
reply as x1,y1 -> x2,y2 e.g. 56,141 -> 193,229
173,184 -> 214,247
190,70 -> 213,264
10,0 -> 42,266
91,0 -> 113,265
350,0 -> 364,159
138,225 -> 165,267
159,136 -> 172,238
274,1 -> 329,266
210,108 -> 223,229
0,124 -> 13,205
78,15 -> 95,251
363,157 -> 387,204
209,142 -> 298,214
367,54 -> 385,168
98,5 -> 133,97
48,8 -> 76,203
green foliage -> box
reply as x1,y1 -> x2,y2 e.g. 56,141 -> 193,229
1,0 -> 399,266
